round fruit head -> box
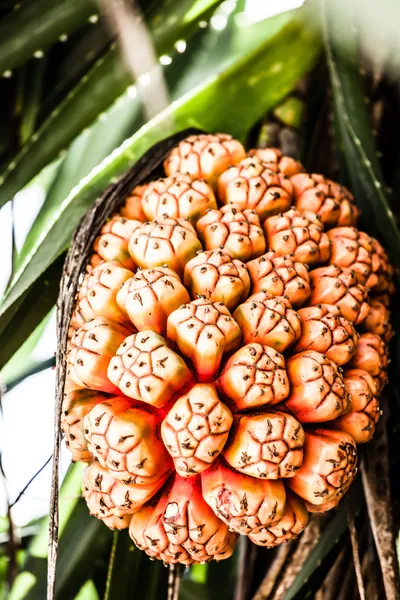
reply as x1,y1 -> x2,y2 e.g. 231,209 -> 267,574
284,351 -> 351,423
223,411 -> 304,479
128,216 -> 202,277
116,266 -> 190,334
218,343 -> 289,411
93,215 -> 141,269
129,474 -> 238,564
247,251 -> 311,308
184,249 -> 250,311
196,206 -> 266,262
361,299 -> 393,342
287,429 -> 357,508
233,291 -> 301,353
163,133 -> 246,188
248,147 -> 305,176
167,297 -> 241,382
120,185 -> 147,222
84,396 -> 173,484
263,208 -> 331,266
292,304 -> 358,366
161,384 -> 232,477
141,174 -> 217,224
291,173 -> 358,229
348,332 -> 388,390
108,331 -> 193,408
217,156 -> 293,221
328,227 -> 377,285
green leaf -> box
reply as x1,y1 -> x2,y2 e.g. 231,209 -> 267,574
75,581 -> 100,600
0,0 -> 224,208
0,10 -> 322,326
9,464 -> 113,600
0,255 -> 63,369
0,0 -> 97,75
322,0 -> 400,264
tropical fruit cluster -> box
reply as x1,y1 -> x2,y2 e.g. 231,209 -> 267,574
63,133 -> 395,565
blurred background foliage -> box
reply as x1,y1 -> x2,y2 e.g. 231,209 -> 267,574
0,0 -> 400,598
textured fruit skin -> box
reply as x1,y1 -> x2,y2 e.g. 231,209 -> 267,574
116,266 -> 190,334
128,216 -> 202,277
121,185 -> 147,222
361,299 -> 393,342
217,156 -> 293,221
291,174 -> 359,229
161,384 -> 233,477
93,215 -> 141,269
218,343 -> 289,411
67,318 -> 132,393
287,429 -> 357,508
284,351 -> 350,423
61,389 -> 108,462
108,331 -> 193,407
248,147 -> 305,176
167,297 -> 241,382
249,491 -> 309,547
292,304 -> 358,366
247,251 -> 311,308
70,262 -> 133,336
201,459 -> 286,535
264,209 -> 331,265
83,462 -> 167,527
327,227 -> 377,285
223,411 -> 304,479
129,475 -> 238,564
348,332 -> 388,390
141,174 -> 217,223
368,238 -> 396,296
308,264 -> 370,325
196,206 -> 266,262
233,292 -> 301,353
331,369 -> 380,443
184,249 -> 250,311
86,252 -> 104,274
163,133 -> 246,188
83,397 -> 173,484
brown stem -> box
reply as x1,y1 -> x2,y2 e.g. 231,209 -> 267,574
252,544 -> 292,600
345,497 -> 366,600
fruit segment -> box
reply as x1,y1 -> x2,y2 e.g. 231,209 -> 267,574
108,331 -> 192,407
308,264 -> 370,325
248,147 -> 305,176
233,292 -> 301,353
93,215 -> 141,269
129,475 -> 237,564
184,249 -> 250,311
196,206 -> 266,262
128,216 -> 202,276
291,173 -> 358,229
292,304 -> 358,366
348,332 -> 388,390
217,156 -> 293,221
83,397 -> 173,484
223,411 -> 304,479
218,343 -> 289,410
327,227 -> 377,285
361,299 -> 393,342
264,209 -> 330,265
116,266 -> 190,334
141,174 -> 217,223
367,238 -> 396,295
285,351 -> 350,423
82,462 -> 167,527
249,491 -> 309,547
247,251 -> 311,308
161,384 -> 233,477
286,429 -> 357,507
331,369 -> 380,443
121,185 -> 147,222
167,297 -> 241,382
163,133 -> 246,188
70,262 -> 133,334
201,459 -> 286,535
67,318 -> 131,393
61,389 -> 109,462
